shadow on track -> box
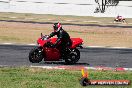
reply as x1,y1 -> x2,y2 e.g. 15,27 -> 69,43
38,61 -> 89,66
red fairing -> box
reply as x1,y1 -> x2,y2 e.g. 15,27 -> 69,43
71,38 -> 83,48
37,38 -> 61,61
38,37 -> 83,48
37,37 -> 46,47
44,47 -> 60,61
37,36 -> 83,61
37,37 -> 57,47
29,33 -> 83,64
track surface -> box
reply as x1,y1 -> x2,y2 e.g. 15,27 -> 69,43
0,45 -> 132,68
1,20 -> 132,28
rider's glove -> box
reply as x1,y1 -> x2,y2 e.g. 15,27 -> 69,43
41,36 -> 45,40
42,35 -> 49,40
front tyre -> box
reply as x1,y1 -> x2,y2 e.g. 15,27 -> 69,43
65,48 -> 80,64
29,47 -> 43,63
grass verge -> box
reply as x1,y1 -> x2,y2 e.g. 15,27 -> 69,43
0,12 -> 132,25
0,67 -> 131,88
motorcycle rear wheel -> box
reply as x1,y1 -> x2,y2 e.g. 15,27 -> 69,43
29,47 -> 43,63
65,48 -> 80,64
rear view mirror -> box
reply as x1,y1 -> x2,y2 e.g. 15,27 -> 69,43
41,33 -> 43,38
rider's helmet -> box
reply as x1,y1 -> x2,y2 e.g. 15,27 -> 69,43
53,22 -> 62,33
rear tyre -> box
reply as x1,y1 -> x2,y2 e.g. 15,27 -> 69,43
29,47 -> 43,63
65,48 -> 80,64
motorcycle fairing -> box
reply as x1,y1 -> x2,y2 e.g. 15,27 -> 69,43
43,47 -> 60,61
37,37 -> 83,48
70,38 -> 83,49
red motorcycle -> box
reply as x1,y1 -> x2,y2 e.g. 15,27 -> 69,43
29,33 -> 83,64
114,15 -> 126,23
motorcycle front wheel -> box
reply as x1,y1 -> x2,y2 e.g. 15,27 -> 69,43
29,47 -> 43,63
65,48 -> 80,64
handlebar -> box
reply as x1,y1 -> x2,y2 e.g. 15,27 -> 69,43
41,35 -> 49,40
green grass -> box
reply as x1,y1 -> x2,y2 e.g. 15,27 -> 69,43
0,67 -> 131,88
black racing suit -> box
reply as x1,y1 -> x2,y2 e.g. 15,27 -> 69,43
48,29 -> 72,57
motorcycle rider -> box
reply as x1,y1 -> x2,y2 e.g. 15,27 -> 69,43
47,22 -> 72,57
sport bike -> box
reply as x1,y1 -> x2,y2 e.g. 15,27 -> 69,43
29,33 -> 83,64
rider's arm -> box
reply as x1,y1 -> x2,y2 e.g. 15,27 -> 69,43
48,32 -> 56,38
54,31 -> 63,46
54,38 -> 61,46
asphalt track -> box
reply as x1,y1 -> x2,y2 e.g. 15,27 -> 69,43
1,20 -> 132,28
0,44 -> 132,68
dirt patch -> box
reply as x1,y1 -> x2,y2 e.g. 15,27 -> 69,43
0,21 -> 132,47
